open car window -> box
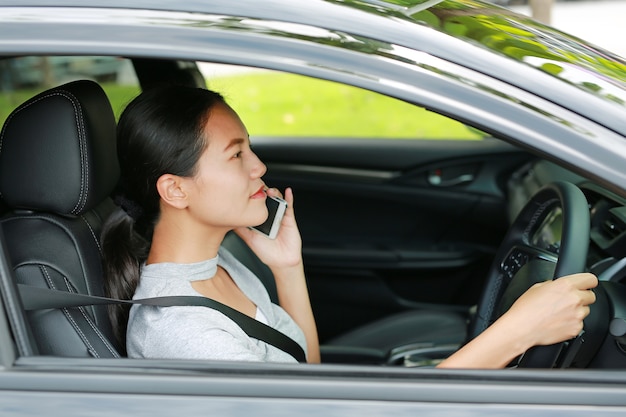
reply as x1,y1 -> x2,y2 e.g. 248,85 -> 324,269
0,55 -> 504,366
2,58 -> 484,142
0,51 -> 624,404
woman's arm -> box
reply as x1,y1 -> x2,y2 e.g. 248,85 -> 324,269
437,273 -> 597,369
236,187 -> 320,363
271,261 -> 321,363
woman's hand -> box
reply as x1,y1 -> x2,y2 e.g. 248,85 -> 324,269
438,272 -> 598,369
505,272 -> 598,348
234,187 -> 303,269
235,187 -> 321,363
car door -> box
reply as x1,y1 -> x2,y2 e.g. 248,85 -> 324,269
206,66 -> 535,341
257,138 -> 533,341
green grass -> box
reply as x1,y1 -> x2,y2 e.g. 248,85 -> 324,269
0,89 -> 40,122
103,84 -> 142,119
0,83 -> 140,122
208,72 -> 483,139
1,72 -> 482,140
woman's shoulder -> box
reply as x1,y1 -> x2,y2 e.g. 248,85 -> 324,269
134,267 -> 193,299
128,305 -> 263,360
131,301 -> 252,344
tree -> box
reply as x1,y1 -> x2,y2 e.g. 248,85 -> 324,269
530,0 -> 554,24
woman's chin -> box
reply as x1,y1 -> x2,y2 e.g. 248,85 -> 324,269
248,212 -> 269,229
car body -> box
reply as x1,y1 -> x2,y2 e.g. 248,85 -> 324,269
1,0 -> 626,415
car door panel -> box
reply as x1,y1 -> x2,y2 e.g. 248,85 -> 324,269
254,137 -> 532,340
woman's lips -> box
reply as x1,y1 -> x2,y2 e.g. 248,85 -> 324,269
251,186 -> 266,199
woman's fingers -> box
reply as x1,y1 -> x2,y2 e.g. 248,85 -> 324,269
266,187 -> 293,208
562,272 -> 598,290
265,187 -> 283,199
557,273 -> 597,308
580,288 -> 596,306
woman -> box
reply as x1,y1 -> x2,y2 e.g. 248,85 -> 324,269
102,85 -> 596,367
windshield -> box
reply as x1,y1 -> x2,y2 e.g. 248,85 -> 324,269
374,0 -> 626,110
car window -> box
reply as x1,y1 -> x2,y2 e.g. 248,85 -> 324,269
201,63 -> 485,140
0,56 -> 140,122
0,58 -> 483,141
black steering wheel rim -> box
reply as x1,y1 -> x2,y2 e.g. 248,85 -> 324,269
467,181 -> 590,368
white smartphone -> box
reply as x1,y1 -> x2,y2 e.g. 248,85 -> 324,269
250,195 -> 287,239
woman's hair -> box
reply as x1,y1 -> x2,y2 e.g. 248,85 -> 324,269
101,86 -> 226,350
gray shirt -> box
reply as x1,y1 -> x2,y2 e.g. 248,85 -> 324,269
126,247 -> 307,363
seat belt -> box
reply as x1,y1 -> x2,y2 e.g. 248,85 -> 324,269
17,284 -> 306,363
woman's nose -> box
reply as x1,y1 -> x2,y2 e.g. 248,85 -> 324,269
250,152 -> 267,178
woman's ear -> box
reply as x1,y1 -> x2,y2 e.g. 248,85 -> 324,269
156,174 -> 188,209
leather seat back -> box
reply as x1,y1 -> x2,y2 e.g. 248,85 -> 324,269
0,80 -> 122,357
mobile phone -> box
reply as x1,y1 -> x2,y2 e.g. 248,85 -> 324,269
250,195 -> 287,239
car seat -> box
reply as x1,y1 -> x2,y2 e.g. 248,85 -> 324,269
0,80 -> 122,357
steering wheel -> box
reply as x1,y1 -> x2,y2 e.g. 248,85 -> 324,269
467,181 -> 592,368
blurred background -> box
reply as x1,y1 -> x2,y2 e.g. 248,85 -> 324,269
501,0 -> 626,58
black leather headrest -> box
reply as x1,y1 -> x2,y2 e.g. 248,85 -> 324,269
0,80 -> 120,216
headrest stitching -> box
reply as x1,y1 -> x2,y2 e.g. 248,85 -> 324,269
59,90 -> 89,216
80,214 -> 102,255
0,90 -> 89,215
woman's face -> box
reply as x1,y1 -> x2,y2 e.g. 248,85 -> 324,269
182,102 -> 268,230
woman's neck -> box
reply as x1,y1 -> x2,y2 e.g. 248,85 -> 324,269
146,215 -> 227,265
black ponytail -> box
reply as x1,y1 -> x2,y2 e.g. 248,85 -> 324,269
101,208 -> 149,351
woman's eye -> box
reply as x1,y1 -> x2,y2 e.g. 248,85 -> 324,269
233,151 -> 242,159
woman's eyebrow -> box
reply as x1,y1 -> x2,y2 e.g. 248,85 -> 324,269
223,138 -> 245,151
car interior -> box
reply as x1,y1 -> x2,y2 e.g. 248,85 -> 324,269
2,55 -> 626,368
